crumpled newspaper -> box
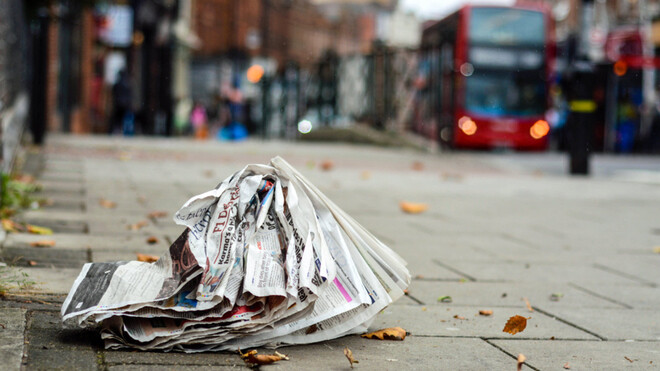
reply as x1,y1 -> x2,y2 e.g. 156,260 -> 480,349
61,156 -> 410,352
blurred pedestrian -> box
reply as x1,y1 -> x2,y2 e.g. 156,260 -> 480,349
109,69 -> 133,134
190,102 -> 208,139
219,75 -> 247,141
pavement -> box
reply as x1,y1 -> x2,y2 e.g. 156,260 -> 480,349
1,133 -> 659,370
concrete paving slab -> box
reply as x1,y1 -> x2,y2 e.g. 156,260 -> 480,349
20,267 -> 83,294
594,255 -> 660,286
369,304 -> 598,340
0,308 -> 27,371
27,310 -> 101,370
570,282 -> 660,309
267,336 -> 518,370
4,232 -> 170,252
437,261 -> 644,285
491,339 -> 660,370
104,349 -> 241,367
405,280 -> 628,309
0,330 -> 24,371
538,307 -> 660,341
2,245 -> 88,268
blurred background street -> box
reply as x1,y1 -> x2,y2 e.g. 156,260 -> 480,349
1,0 -> 660,369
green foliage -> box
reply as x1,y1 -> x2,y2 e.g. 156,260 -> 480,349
0,173 -> 41,217
0,263 -> 36,296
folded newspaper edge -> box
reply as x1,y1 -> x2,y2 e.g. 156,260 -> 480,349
61,156 -> 410,352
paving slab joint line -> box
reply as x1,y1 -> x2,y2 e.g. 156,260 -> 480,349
567,282 -> 634,309
482,338 -> 541,371
96,351 -> 108,371
531,307 -> 607,341
403,293 -> 424,305
20,309 -> 33,370
431,259 -> 477,282
592,263 -> 657,287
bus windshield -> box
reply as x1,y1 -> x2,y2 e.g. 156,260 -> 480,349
469,8 -> 545,46
465,70 -> 546,116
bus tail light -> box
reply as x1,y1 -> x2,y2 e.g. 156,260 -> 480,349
530,120 -> 550,139
458,116 -> 477,135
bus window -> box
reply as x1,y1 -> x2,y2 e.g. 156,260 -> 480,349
469,8 -> 545,46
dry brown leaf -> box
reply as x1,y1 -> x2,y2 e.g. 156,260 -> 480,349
99,198 -> 117,209
136,253 -> 159,263
479,309 -> 493,316
30,240 -> 56,248
240,349 -> 288,366
399,201 -> 428,214
524,297 -> 534,312
127,220 -> 149,231
320,160 -> 334,171
411,161 -> 424,171
624,356 -> 634,363
361,327 -> 407,341
146,236 -> 159,245
344,347 -> 358,368
503,315 -> 530,335
453,314 -> 466,320
563,362 -> 571,369
517,353 -> 526,371
148,211 -> 168,219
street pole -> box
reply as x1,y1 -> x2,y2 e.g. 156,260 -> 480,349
566,0 -> 596,175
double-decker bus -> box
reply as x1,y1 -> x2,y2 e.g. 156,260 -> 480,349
413,4 -> 555,149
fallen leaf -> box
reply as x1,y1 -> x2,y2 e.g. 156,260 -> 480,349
127,220 -> 149,231
320,160 -> 334,171
344,347 -> 358,368
399,201 -> 428,214
652,246 -> 660,254
30,240 -> 56,248
503,315 -> 530,335
524,297 -> 534,312
624,356 -> 634,363
517,353 -> 526,371
26,224 -> 53,235
1,219 -> 23,233
240,349 -> 288,366
361,327 -> 407,341
136,253 -> 159,263
28,261 -> 37,266
453,315 -> 466,320
438,296 -> 452,303
146,236 -> 159,245
411,161 -> 424,171
360,170 -> 372,180
479,309 -> 493,316
148,211 -> 168,219
550,293 -> 564,302
421,306 -> 427,311
563,362 -> 571,369
99,198 -> 117,208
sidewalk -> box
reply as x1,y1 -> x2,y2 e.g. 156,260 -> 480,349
1,134 -> 659,370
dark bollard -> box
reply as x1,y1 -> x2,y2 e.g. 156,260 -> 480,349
565,60 -> 596,175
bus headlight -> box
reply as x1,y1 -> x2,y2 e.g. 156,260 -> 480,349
530,120 -> 549,139
458,116 -> 477,135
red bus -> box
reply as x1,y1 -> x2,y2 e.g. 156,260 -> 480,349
414,4 -> 555,150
